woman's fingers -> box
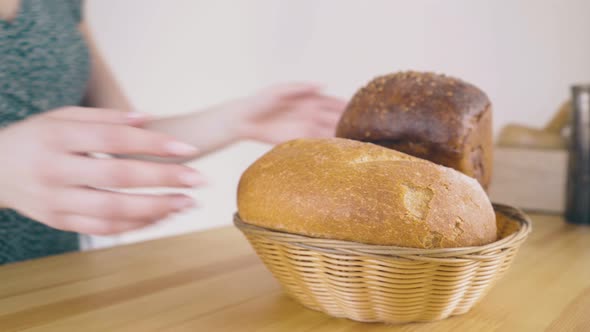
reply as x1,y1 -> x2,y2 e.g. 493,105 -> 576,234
317,95 -> 348,113
54,122 -> 199,157
264,82 -> 322,100
284,95 -> 346,116
46,107 -> 150,126
299,95 -> 347,114
51,188 -> 195,221
52,156 -> 206,188
313,109 -> 342,127
308,122 -> 338,138
283,96 -> 345,127
54,215 -> 157,235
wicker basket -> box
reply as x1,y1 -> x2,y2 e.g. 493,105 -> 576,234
234,203 -> 532,323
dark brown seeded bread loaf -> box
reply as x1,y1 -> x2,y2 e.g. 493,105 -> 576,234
336,71 -> 493,189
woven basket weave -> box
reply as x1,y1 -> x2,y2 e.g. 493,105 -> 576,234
234,203 -> 531,323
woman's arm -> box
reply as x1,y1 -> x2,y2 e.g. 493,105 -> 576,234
0,107 -> 204,233
144,83 -> 346,159
79,21 -> 241,157
79,22 -> 133,111
80,22 -> 347,160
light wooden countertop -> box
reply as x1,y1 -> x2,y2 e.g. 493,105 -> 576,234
1,213 -> 589,331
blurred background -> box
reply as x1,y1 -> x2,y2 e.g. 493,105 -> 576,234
83,0 -> 590,248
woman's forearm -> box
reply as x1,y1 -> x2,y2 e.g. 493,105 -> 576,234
145,100 -> 245,162
79,22 -> 344,164
80,21 -> 245,161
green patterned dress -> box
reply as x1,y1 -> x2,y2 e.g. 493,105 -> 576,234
0,0 -> 89,264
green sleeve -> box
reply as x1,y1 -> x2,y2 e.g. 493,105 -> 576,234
66,0 -> 84,23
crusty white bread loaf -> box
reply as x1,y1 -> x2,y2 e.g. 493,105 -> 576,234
237,138 -> 497,248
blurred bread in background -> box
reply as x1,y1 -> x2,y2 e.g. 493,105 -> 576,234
497,100 -> 571,150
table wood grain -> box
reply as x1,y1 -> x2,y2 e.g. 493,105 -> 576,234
1,213 -> 589,331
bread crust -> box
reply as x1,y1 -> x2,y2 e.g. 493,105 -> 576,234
336,71 -> 493,188
237,138 -> 496,248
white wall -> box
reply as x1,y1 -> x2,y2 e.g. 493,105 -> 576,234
84,0 -> 590,247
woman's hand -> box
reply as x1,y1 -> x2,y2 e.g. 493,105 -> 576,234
145,82 -> 348,159
0,107 -> 205,235
235,83 -> 347,144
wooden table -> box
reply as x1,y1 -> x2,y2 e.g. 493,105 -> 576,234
1,214 -> 589,331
